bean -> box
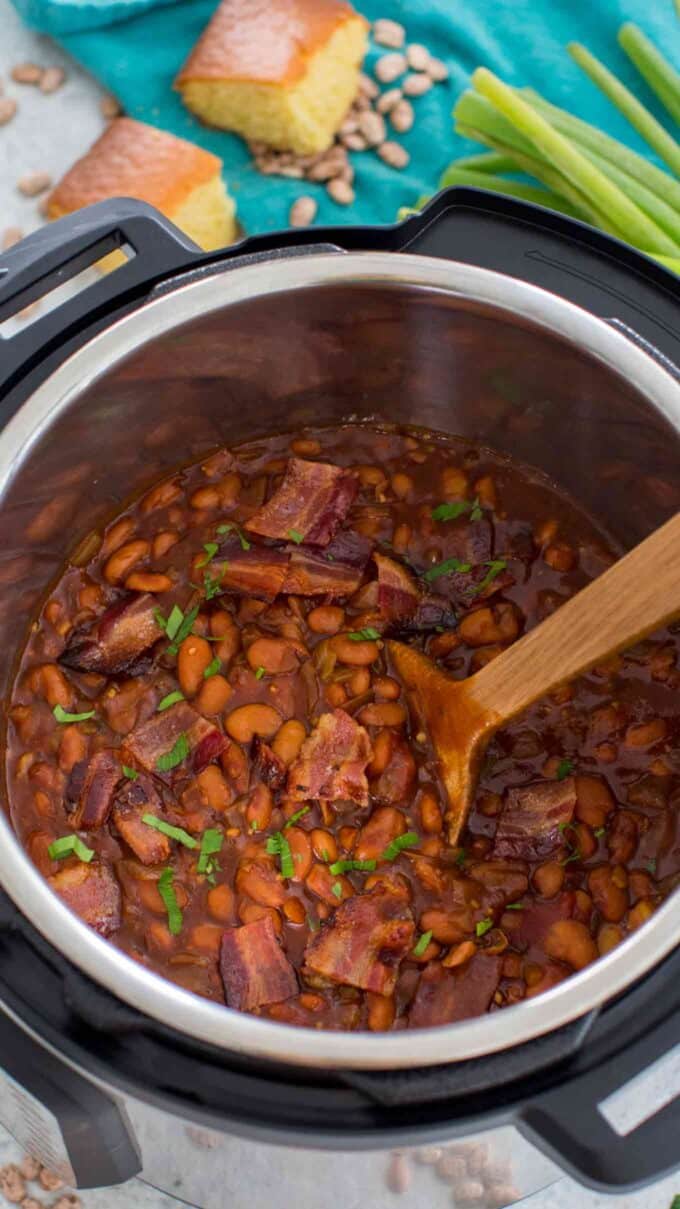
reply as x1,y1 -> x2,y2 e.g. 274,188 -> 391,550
152,531 -> 180,559
473,474 -> 497,509
367,992 -> 396,1032
138,878 -> 188,915
226,704 -> 281,743
354,464 -> 387,488
177,634 -> 213,698
190,486 -> 219,510
544,919 -> 598,970
536,518 -> 559,545
141,479 -> 182,513
37,663 -> 73,709
573,889 -> 593,923
283,897 -> 307,924
216,472 -> 241,506
104,539 -> 149,584
236,859 -> 286,907
392,522 -> 411,553
419,791 -> 443,834
349,667 -> 371,695
58,724 -> 88,772
338,825 -> 358,852
196,765 -> 233,812
607,811 -> 639,863
532,861 -> 564,898
247,637 -> 298,674
196,674 -> 232,715
311,828 -> 338,862
544,541 -> 576,571
575,775 -> 615,828
428,630 -> 461,657
305,863 -> 353,904
442,939 -> 476,969
628,898 -> 655,930
78,583 -> 103,612
221,740 -> 249,793
358,702 -> 406,727
368,729 -> 394,776
588,866 -> 627,922
191,924 -> 223,954
326,682 -> 347,707
331,635 -> 380,665
419,908 -> 467,945
125,572 -> 173,593
355,806 -> 406,860
239,902 -> 282,935
597,922 -> 623,954
629,870 -> 654,900
287,827 -> 313,882
307,605 -> 344,634
272,719 -> 306,765
478,791 -> 502,817
245,784 -> 273,832
625,718 -> 667,747
459,603 -> 519,647
572,822 -> 597,861
101,517 -> 136,556
391,471 -> 413,500
207,883 -> 235,923
290,438 -> 321,456
440,466 -> 468,497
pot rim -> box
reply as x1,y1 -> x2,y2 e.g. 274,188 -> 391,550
0,250 -> 678,1071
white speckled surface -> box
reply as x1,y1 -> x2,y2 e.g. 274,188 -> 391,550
0,3 -> 679,1206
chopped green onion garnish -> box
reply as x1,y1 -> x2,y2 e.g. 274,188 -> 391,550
52,704 -> 95,724
329,858 -> 377,875
431,500 -> 473,521
423,557 -> 472,583
382,831 -> 420,861
471,559 -> 507,596
157,690 -> 185,712
646,858 -> 657,875
142,813 -> 198,849
157,868 -> 183,935
48,834 -> 94,863
121,765 -> 138,781
476,918 -> 493,937
307,914 -> 320,932
197,542 -> 219,568
331,881 -> 343,899
506,901 -> 525,910
454,848 -> 467,867
161,604 -> 184,640
156,733 -> 190,773
203,570 -> 226,601
556,757 -> 574,780
470,498 -> 484,521
594,826 -> 606,838
347,627 -> 381,641
197,828 -> 223,875
203,657 -> 221,679
413,929 -> 433,957
288,528 -> 304,544
254,666 -> 266,680
217,522 -> 251,551
284,806 -> 310,829
266,831 -> 295,879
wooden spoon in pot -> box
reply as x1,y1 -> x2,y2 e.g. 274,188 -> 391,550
389,511 -> 680,845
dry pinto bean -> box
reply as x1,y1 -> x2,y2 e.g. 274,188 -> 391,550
544,919 -> 597,970
272,719 -> 306,765
330,635 -> 380,665
311,828 -> 338,863
246,637 -> 299,674
245,784 -> 273,832
207,882 -> 235,923
104,539 -> 149,584
196,765 -> 233,812
178,634 -> 213,697
287,827 -> 313,882
226,704 -> 281,743
367,992 -> 396,1031
307,605 -> 344,634
125,572 -> 173,593
358,702 -> 406,727
196,674 -> 232,715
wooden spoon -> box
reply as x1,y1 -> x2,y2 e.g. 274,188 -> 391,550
388,511 -> 680,845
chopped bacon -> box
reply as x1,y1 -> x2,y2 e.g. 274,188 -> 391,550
373,737 -> 416,803
124,701 -> 225,777
287,708 -> 372,805
374,552 -> 456,632
423,517 -> 516,609
282,530 -> 372,598
303,889 -> 415,995
112,776 -> 171,865
519,890 -> 576,949
252,737 -> 286,790
493,778 -> 577,861
48,862 -> 121,936
218,538 -> 289,601
60,593 -> 162,675
220,916 -> 297,1010
71,750 -> 121,830
408,954 -> 501,1028
245,458 -> 358,547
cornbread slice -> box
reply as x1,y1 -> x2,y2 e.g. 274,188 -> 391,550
47,118 -> 236,269
175,0 -> 368,156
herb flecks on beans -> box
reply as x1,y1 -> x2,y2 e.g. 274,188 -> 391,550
8,425 -> 678,1030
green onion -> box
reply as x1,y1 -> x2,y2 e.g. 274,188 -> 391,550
203,571 -> 225,601
431,500 -> 473,521
156,733 -> 190,772
594,826 -> 606,838
288,528 -> 304,544
121,765 -> 138,781
453,150 -> 520,173
568,42 -> 680,178
283,806 -> 310,829
142,813 -> 198,849
423,557 -> 471,583
197,542 -> 219,568
217,522 -> 251,551
506,901 -> 525,910
328,859 -> 377,875
254,666 -> 266,680
52,704 -> 95,724
307,913 -> 320,932
454,848 -> 467,867
157,690 -> 185,712
471,559 -> 507,595
476,918 -> 493,937
266,831 -> 295,879
203,657 -> 221,679
155,604 -> 184,641
331,882 -> 343,899
157,868 -> 183,935
439,165 -> 580,218
197,828 -> 223,875
412,930 -> 433,957
48,834 -> 94,863
556,758 -> 574,781
347,627 -> 381,641
618,23 -> 680,127
382,831 -> 420,861
646,858 -> 657,875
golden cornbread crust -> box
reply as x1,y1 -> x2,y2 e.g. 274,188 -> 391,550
176,0 -> 366,87
47,117 -> 223,217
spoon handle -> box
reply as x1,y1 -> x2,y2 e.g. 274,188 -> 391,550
469,511 -> 680,728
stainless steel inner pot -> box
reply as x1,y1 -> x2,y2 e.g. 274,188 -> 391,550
0,252 -> 678,1070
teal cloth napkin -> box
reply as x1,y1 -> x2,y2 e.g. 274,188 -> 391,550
10,0 -> 680,237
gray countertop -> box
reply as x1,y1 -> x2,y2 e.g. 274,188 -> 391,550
0,3 -> 679,1207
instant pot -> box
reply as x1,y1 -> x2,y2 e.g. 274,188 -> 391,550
0,189 -> 678,1208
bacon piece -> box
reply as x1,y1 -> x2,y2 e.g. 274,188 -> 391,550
112,776 -> 171,865
48,862 -> 121,936
282,530 -> 372,598
493,778 -> 576,861
408,954 -> 501,1028
218,538 -> 289,602
252,736 -> 286,790
220,916 -> 297,1010
373,737 -> 416,803
71,750 -> 121,830
245,458 -> 358,546
374,552 -> 456,632
423,517 -> 514,609
287,708 -> 372,805
124,701 -> 225,777
60,593 -> 162,675
519,890 -> 576,949
303,889 -> 415,995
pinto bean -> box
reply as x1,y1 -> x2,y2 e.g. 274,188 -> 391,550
287,827 -> 313,882
358,702 -> 407,727
607,811 -> 639,864
101,517 -> 136,556
226,704 -> 281,743
419,791 -> 443,834
419,908 -> 468,946
308,605 -> 344,634
104,539 -> 149,584
236,859 -> 286,907
532,861 -> 564,898
247,637 -> 299,674
239,902 -> 282,935
544,919 -> 598,970
625,719 -> 667,748
348,668 -> 370,696
36,664 -> 73,709
575,775 -> 615,828
141,479 -> 182,514
473,474 -> 497,509
544,541 -> 576,571
572,822 -> 597,861
597,922 -> 623,954
391,471 -> 413,500
440,466 -> 468,497
178,634 -> 213,697
392,522 -> 411,552
305,863 -> 353,905
191,924 -> 223,954
588,866 -> 627,922
196,765 -> 232,812
368,729 -> 394,776
196,674 -> 232,715
331,635 -> 380,666
458,603 -> 520,647
367,992 -> 396,1031
125,572 -> 173,593
272,719 -> 306,765
245,784 -> 273,832
152,531 -> 180,559
311,828 -> 338,862
442,939 -> 477,969
138,878 -> 188,915
326,683 -> 346,707
207,883 -> 235,923
628,898 -> 655,930
58,724 -> 88,772
291,437 -> 321,456
338,826 -> 358,852
355,806 -> 406,861
283,897 -> 307,924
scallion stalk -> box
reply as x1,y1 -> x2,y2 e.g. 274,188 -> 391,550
439,165 -> 581,217
618,23 -> 680,127
452,150 -> 520,174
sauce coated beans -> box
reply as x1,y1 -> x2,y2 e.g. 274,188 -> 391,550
7,424 -> 679,1031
